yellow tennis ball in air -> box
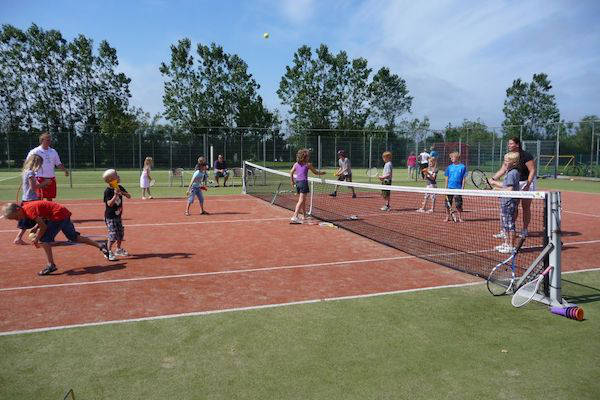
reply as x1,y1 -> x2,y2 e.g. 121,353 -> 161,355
263,32 -> 270,39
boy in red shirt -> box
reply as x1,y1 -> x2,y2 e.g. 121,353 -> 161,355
2,201 -> 110,275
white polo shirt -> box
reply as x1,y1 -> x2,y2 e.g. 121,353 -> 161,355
26,146 -> 62,178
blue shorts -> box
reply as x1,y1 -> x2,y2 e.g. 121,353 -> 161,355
188,186 -> 204,204
501,202 -> 517,232
40,218 -> 80,243
296,180 -> 310,194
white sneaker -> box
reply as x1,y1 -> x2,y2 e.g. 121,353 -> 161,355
493,231 -> 506,239
106,251 -> 118,261
380,205 -> 390,211
519,229 -> 528,238
417,208 -> 425,213
114,248 -> 129,256
290,217 -> 302,224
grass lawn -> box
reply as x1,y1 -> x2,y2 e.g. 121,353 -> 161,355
1,271 -> 599,400
1,167 -> 598,202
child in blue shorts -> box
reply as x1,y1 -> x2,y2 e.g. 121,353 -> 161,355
185,157 -> 209,216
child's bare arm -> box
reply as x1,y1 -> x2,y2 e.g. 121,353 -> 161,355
290,165 -> 296,185
308,163 -> 325,175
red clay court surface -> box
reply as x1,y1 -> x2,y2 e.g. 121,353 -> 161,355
0,191 -> 599,335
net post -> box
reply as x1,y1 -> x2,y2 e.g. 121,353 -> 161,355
548,191 -> 567,306
242,161 -> 247,194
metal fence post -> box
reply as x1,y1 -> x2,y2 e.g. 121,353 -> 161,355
263,134 -> 266,167
67,130 -> 73,188
138,129 -> 142,172
92,131 -> 96,169
554,123 -> 560,178
477,142 -> 481,168
5,131 -> 10,170
368,135 -> 373,183
591,121 -> 595,166
169,133 -> 173,171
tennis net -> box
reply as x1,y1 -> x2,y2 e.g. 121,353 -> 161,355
243,161 -> 552,284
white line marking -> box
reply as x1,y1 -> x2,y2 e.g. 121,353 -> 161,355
563,210 -> 600,218
0,175 -> 20,182
0,255 -> 421,292
57,197 -> 251,206
3,238 -> 595,292
0,216 -> 290,233
0,281 -> 485,336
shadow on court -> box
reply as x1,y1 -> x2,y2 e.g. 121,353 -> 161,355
127,252 -> 194,260
61,263 -> 127,275
562,279 -> 600,305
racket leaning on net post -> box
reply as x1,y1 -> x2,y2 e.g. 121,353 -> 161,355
486,236 -> 526,296
511,266 -> 553,308
365,167 -> 379,178
471,169 -> 493,190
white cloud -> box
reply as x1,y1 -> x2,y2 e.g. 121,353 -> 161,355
279,0 -> 316,24
342,0 -> 598,127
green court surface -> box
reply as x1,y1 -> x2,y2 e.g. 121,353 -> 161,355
1,168 -> 598,202
1,271 -> 599,399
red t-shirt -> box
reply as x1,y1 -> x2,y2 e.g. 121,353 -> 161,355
407,155 -> 417,167
22,200 -> 71,221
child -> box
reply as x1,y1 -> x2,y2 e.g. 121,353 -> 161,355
290,148 -> 325,224
140,157 -> 154,199
102,169 -> 131,261
185,157 -> 209,216
329,150 -> 356,198
444,152 -> 467,222
379,151 -> 393,211
407,152 -> 417,180
417,156 -> 437,213
2,201 -> 111,275
13,154 -> 50,245
489,152 -> 521,253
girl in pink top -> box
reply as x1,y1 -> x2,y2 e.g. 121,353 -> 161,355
407,152 -> 417,180
289,149 -> 325,224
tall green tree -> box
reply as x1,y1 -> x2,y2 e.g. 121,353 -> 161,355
160,39 -> 274,134
502,73 -> 560,140
368,67 -> 412,135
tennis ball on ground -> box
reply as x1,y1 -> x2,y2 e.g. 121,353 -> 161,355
28,232 -> 36,240
263,32 -> 270,39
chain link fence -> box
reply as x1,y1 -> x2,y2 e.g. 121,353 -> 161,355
2,124 -> 599,186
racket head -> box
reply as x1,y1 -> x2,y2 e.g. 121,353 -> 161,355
487,263 -> 516,296
366,167 -> 379,177
471,169 -> 492,190
149,179 -> 156,187
511,266 -> 553,307
109,179 -> 119,189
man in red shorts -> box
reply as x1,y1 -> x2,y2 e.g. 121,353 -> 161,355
26,132 -> 69,200
2,201 -> 110,275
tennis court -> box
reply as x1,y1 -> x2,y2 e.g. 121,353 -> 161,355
1,177 -> 599,399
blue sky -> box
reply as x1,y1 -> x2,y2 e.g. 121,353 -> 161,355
3,0 -> 599,128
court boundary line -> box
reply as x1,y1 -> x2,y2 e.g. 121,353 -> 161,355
0,216 -> 290,234
563,210 -> 600,218
2,238 -> 598,292
0,281 -> 485,337
3,265 -> 600,337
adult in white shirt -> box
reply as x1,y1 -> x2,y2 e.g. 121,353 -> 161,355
26,133 -> 68,200
417,150 -> 430,179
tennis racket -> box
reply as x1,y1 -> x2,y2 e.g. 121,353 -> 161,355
511,266 -> 553,307
471,169 -> 493,190
149,179 -> 156,187
366,167 -> 379,178
445,196 -> 458,223
486,237 -> 526,296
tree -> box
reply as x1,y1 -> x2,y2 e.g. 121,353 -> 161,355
502,73 -> 560,140
160,39 -> 274,134
444,119 -> 495,143
368,67 -> 412,135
